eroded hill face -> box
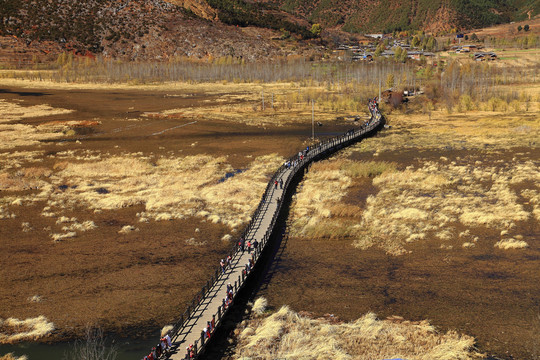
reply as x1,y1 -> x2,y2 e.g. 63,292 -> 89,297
165,0 -> 218,20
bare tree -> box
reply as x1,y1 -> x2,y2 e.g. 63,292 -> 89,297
64,327 -> 117,360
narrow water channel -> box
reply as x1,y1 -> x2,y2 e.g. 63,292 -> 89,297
0,334 -> 158,360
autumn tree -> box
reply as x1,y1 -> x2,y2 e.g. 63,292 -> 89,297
311,23 -> 322,37
411,35 -> 420,48
386,73 -> 395,89
374,43 -> 384,57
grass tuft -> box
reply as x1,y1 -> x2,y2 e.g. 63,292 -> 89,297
251,297 -> 268,317
0,316 -> 54,344
234,307 -> 482,359
494,238 -> 529,250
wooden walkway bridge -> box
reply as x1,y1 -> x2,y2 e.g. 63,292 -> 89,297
143,105 -> 385,360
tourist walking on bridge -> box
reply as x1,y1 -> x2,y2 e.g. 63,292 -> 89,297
239,236 -> 245,252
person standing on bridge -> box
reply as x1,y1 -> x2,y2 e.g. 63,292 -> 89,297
239,237 -> 245,253
160,337 -> 168,353
220,259 -> 226,274
274,180 -> 278,189
279,178 -> 283,189
247,240 -> 252,254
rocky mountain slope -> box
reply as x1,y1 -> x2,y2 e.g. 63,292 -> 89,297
0,0 -> 305,62
0,0 -> 537,62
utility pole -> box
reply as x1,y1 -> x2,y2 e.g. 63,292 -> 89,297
311,99 -> 315,140
378,77 -> 381,104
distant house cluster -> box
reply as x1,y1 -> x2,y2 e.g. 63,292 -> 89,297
473,52 -> 498,61
451,44 -> 498,61
335,41 -> 434,62
452,44 -> 481,53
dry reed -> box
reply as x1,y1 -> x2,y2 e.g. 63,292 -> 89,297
290,159 -> 395,239
234,305 -> 482,360
38,153 -> 283,230
0,354 -> 28,360
0,316 -> 54,344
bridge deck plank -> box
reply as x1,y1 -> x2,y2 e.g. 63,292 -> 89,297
168,169 -> 292,359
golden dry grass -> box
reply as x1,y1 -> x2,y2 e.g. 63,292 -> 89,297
0,316 -> 54,344
353,160 -> 535,255
251,297 -> 268,317
348,104 -> 540,156
521,188 -> 540,221
290,159 -> 395,240
494,238 -> 529,250
0,354 -> 27,360
291,155 -> 537,255
234,302 -> 482,360
0,100 -> 74,150
40,153 -> 283,228
161,325 -> 173,337
118,225 -> 138,234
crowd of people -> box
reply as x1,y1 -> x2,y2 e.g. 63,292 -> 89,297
142,333 -> 172,360
238,237 -> 258,254
284,145 -> 311,170
367,97 -> 381,124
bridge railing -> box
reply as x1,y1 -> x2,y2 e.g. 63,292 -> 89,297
152,105 -> 384,360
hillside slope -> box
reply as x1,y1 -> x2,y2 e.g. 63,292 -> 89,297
267,0 -> 539,33
0,0 -> 537,62
0,0 -> 302,62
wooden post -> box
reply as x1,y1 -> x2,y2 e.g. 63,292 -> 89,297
311,99 -> 315,140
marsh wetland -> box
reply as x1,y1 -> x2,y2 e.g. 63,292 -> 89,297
0,55 -> 539,360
